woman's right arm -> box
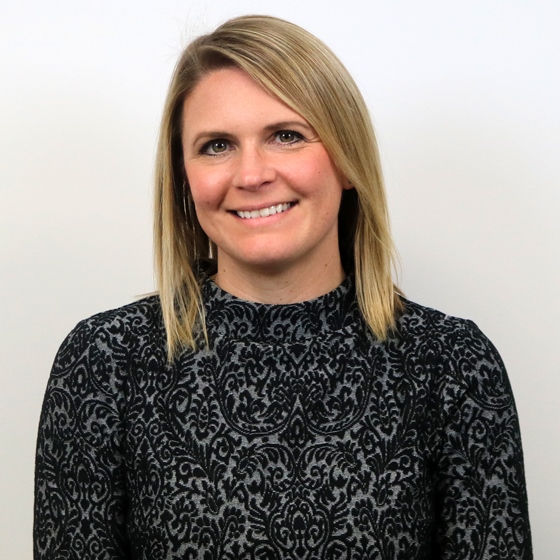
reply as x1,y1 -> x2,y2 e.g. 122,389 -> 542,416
34,319 -> 130,559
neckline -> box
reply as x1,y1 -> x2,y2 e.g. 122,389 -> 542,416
204,274 -> 353,308
202,275 -> 357,343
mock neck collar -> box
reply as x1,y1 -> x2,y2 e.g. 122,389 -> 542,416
202,275 -> 358,343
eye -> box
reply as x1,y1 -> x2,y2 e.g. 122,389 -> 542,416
200,139 -> 230,156
274,130 -> 303,144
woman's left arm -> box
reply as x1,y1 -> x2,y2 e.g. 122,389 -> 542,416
434,320 -> 532,559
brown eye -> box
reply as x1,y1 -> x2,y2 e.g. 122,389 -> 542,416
279,131 -> 295,142
275,130 -> 302,144
208,140 -> 228,153
201,139 -> 230,155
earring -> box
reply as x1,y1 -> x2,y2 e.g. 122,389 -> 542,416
182,181 -> 189,218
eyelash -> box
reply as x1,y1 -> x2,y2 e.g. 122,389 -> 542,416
199,130 -> 305,156
200,139 -> 229,156
274,130 -> 304,144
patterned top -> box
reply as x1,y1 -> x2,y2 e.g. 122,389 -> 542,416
34,277 -> 532,559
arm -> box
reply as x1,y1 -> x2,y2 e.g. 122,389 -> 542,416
434,320 -> 532,559
34,319 -> 130,559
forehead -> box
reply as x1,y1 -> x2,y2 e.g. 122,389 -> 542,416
181,67 -> 305,132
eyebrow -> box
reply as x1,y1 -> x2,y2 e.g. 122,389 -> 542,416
263,120 -> 315,134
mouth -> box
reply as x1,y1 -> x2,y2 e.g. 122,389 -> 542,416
234,202 -> 295,219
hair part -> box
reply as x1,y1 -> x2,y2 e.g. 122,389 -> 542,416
154,14 -> 403,359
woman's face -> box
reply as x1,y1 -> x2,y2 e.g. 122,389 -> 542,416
181,67 -> 351,279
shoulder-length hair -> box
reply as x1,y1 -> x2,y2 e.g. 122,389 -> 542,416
154,14 -> 403,358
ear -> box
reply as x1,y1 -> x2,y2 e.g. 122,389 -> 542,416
343,178 -> 355,191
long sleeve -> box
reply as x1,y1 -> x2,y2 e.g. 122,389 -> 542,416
34,319 -> 130,559
434,320 -> 532,559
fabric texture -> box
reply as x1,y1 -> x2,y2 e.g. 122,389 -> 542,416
34,277 -> 532,559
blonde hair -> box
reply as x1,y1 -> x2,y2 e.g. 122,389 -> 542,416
154,14 -> 403,358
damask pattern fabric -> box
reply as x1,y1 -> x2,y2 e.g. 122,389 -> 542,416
34,278 -> 532,559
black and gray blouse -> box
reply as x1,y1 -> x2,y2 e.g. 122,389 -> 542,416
34,277 -> 532,559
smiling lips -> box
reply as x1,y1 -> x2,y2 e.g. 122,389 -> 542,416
235,202 -> 294,219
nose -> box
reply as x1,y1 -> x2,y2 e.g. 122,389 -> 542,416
233,145 -> 276,191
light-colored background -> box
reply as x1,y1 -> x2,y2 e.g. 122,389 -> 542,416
1,0 -> 558,557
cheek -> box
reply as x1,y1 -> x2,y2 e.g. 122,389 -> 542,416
286,149 -> 343,194
186,165 -> 224,209
284,162 -> 327,193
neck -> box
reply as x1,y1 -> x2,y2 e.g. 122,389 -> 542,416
213,255 -> 346,304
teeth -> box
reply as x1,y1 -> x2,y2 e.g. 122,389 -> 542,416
236,203 -> 292,219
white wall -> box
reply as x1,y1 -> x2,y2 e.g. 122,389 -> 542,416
1,1 -> 558,557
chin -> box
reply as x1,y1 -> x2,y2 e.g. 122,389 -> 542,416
243,255 -> 297,272
224,248 -> 302,274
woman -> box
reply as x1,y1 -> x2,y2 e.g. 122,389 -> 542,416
34,15 -> 532,559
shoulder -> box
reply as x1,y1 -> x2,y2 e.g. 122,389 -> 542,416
395,297 -> 494,357
73,294 -> 164,340
396,298 -> 477,340
53,295 -> 166,379
392,298 -> 512,408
